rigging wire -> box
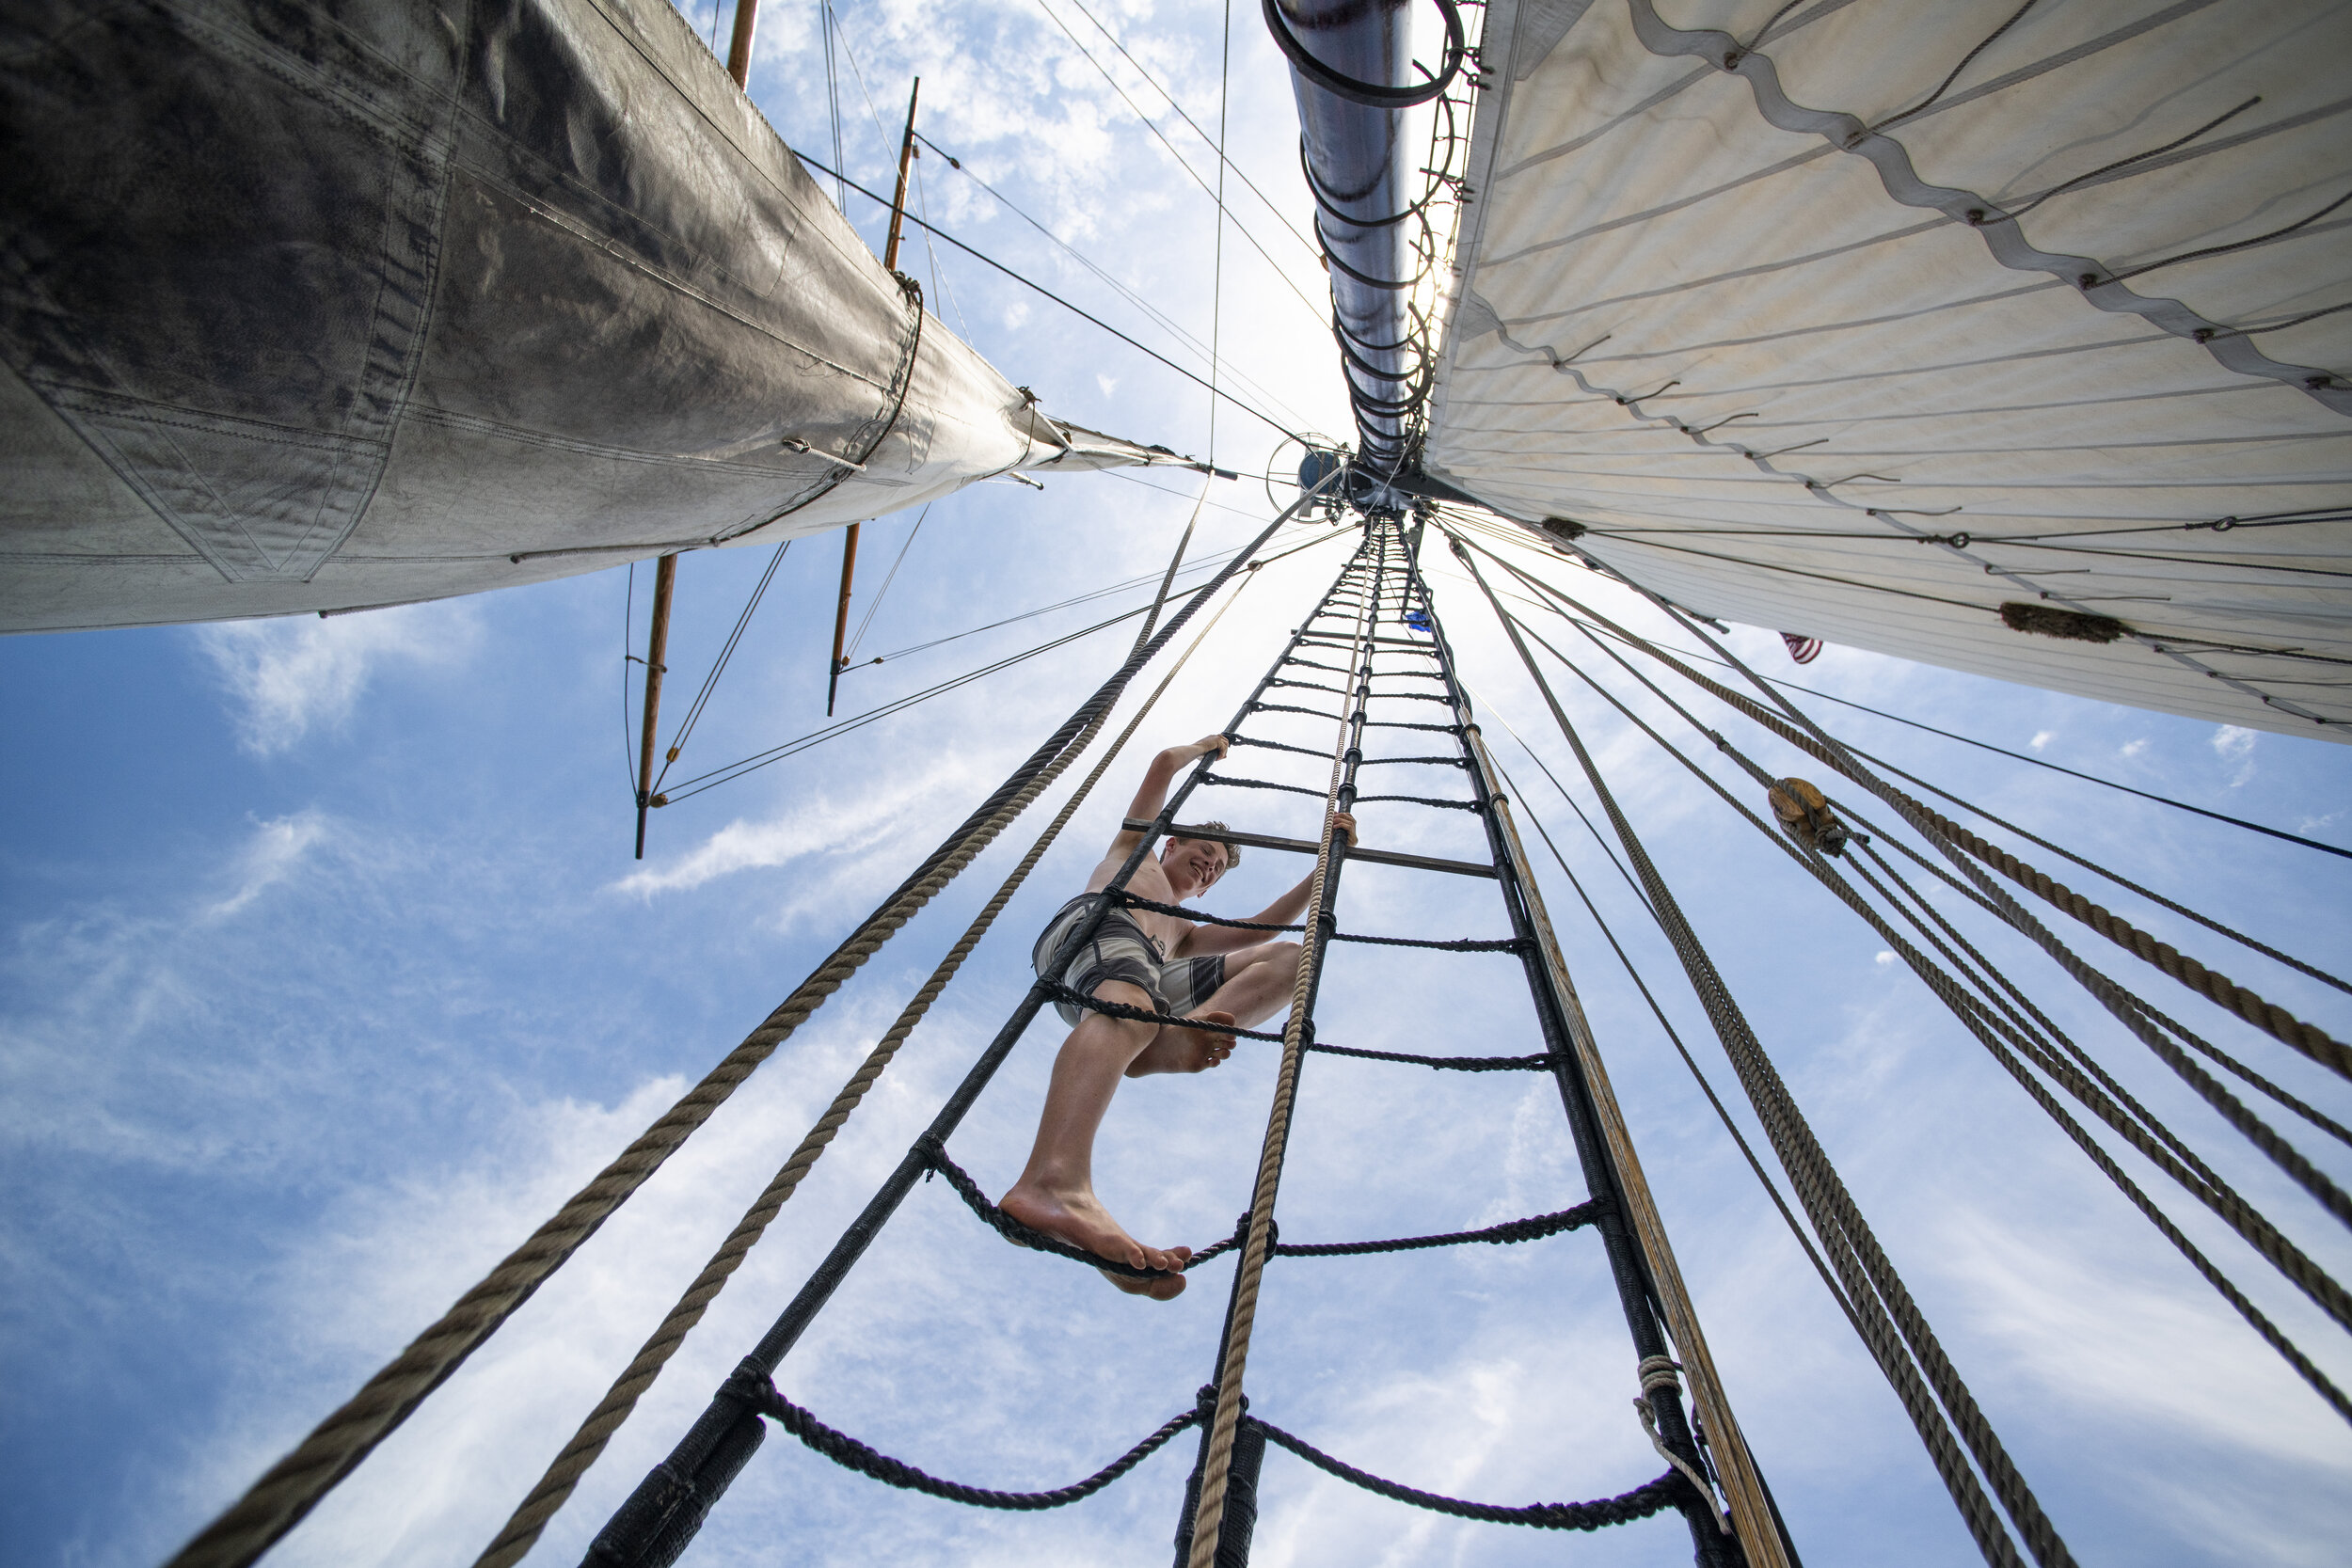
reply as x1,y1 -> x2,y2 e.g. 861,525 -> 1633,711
1446,513 -> 2352,861
911,143 -> 971,342
1106,467 -> 1300,522
1059,0 -> 1319,258
913,129 -> 1319,438
819,0 -> 847,207
851,543 -> 1241,671
651,540 -> 793,796
1026,0 -> 1330,327
664,602 -> 1170,801
845,509 -> 925,662
667,519 -> 1354,800
795,150 -> 1309,444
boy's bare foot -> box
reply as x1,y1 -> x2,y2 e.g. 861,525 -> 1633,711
1000,1180 -> 1190,1300
1126,1010 -> 1237,1077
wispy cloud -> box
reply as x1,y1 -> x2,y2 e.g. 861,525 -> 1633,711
205,812 -> 330,919
192,605 -> 479,755
609,752 -> 981,901
2028,729 -> 2054,752
2211,723 -> 2257,786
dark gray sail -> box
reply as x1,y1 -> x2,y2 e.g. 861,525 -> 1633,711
0,0 -> 1180,633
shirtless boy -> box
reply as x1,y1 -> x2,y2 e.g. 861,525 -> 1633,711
1001,733 -> 1354,1301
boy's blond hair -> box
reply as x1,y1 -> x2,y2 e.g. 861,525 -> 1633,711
1172,821 -> 1239,870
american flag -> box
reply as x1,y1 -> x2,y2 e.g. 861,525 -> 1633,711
1781,632 -> 1823,665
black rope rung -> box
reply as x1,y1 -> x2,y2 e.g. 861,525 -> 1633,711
1280,1197 -> 1609,1257
1270,677 -> 1350,696
1251,702 -> 1346,721
1253,1419 -> 1685,1530
1109,889 -> 1303,931
1309,1041 -> 1563,1071
1041,982 -> 1289,1042
1328,931 -> 1523,952
1355,754 -> 1468,768
923,1140 -> 1171,1278
748,1376 -> 1200,1510
1173,1199 -> 1609,1269
1353,792 -> 1484,811
1200,771 -> 1330,800
1363,719 -> 1463,733
1228,735 -> 1329,760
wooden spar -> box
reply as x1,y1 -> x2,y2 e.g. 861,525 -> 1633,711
1120,818 -> 1496,879
633,552 -> 676,860
882,78 -> 920,272
825,77 -> 920,719
630,11 -> 762,857
723,0 -> 758,87
823,522 -> 860,718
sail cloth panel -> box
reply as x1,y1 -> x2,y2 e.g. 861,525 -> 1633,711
1426,0 -> 2352,739
0,0 -> 1180,634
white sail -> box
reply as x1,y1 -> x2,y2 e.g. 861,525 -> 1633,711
1426,0 -> 2352,738
0,0 -> 1186,634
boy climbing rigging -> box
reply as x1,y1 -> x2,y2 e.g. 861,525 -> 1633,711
1001,732 -> 1355,1301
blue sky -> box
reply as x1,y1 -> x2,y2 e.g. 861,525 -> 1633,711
5,3 -> 2350,1566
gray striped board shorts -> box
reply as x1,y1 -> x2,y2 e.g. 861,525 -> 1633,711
1032,893 -> 1227,1028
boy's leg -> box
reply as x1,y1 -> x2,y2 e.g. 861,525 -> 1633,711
1001,980 -> 1215,1300
1126,941 -> 1302,1076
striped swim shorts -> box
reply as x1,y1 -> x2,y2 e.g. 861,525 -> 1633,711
1031,893 -> 1227,1028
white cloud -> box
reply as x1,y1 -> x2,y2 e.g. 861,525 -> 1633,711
1874,949 -> 1897,966
1095,372 -> 1118,398
192,604 -> 479,755
2211,724 -> 2258,786
610,755 -> 979,900
2028,730 -> 2054,752
205,812 -> 331,920
2120,738 -> 2148,758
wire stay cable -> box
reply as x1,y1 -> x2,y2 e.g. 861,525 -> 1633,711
792,150 -> 1308,444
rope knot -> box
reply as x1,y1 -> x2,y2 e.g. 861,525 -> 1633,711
1768,776 -> 1852,857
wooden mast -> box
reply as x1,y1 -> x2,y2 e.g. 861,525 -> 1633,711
633,3 -> 764,859
826,76 -> 919,718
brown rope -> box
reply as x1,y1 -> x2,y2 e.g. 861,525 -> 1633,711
1448,537 -> 2042,1568
1508,563 -> 2348,1085
1188,534 -> 1393,1566
169,753 -> 1073,1568
468,573 -> 1258,1568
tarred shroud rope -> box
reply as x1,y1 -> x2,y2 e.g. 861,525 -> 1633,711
466,553 -> 1269,1568
168,467 -> 1344,1568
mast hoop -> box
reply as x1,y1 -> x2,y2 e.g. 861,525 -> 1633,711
1262,0 -> 1467,110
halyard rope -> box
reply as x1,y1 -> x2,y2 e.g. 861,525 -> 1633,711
1187,526 -> 1394,1566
